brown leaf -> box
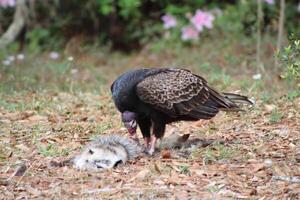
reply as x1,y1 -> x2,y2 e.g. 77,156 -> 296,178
251,163 -> 265,172
131,169 -> 150,181
28,115 -> 48,122
154,163 -> 161,174
26,186 -> 42,196
15,144 -> 30,152
274,166 -> 286,176
265,104 -> 276,112
5,111 -> 34,121
161,149 -> 171,159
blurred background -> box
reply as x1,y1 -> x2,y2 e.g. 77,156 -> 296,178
0,0 -> 299,97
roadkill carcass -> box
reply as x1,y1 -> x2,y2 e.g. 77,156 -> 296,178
73,134 -> 145,170
50,134 -> 145,171
49,133 -> 217,171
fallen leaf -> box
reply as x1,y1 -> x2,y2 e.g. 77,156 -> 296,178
154,162 -> 161,173
28,115 -> 48,122
161,149 -> 171,159
131,169 -> 150,181
273,166 -> 286,176
265,104 -> 276,112
15,144 -> 30,152
251,163 -> 265,172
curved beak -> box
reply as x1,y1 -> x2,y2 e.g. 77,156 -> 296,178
124,122 -> 137,135
127,127 -> 136,135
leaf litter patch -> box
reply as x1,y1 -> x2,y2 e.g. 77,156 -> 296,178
0,92 -> 299,199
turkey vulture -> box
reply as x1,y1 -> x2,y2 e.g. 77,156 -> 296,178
111,68 -> 252,154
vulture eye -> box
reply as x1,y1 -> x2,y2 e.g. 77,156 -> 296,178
114,160 -> 123,167
88,149 -> 94,154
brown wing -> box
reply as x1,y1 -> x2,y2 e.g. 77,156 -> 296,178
136,68 -> 210,117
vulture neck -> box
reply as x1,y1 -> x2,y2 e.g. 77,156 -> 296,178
111,68 -> 150,112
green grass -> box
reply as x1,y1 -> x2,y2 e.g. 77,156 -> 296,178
0,34 -> 291,96
197,143 -> 240,164
260,91 -> 273,103
269,110 -> 284,123
178,165 -> 190,175
286,89 -> 300,100
95,122 -> 113,133
37,143 -> 71,157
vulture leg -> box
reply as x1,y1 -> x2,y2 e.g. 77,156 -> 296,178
148,135 -> 157,155
137,117 -> 152,148
148,117 -> 166,155
144,137 -> 151,148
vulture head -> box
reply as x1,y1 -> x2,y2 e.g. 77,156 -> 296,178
121,111 -> 138,135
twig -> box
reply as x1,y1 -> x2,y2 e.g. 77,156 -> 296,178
83,186 -> 194,194
272,176 -> 300,183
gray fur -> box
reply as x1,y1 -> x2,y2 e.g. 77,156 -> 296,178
92,134 -> 144,160
73,134 -> 145,171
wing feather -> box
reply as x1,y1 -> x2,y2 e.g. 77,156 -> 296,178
136,68 -> 210,117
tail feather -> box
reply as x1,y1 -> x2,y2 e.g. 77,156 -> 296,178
222,93 -> 253,105
187,88 -> 253,119
206,85 -> 253,111
220,92 -> 253,112
188,105 -> 219,119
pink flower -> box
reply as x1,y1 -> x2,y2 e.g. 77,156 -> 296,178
264,0 -> 275,5
191,10 -> 215,31
0,0 -> 15,7
181,26 -> 199,41
161,14 -> 177,29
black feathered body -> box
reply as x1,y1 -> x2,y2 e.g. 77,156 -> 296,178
111,68 -> 252,139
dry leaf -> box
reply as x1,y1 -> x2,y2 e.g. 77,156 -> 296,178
15,144 -> 30,152
252,163 -> 265,172
28,115 -> 48,122
154,163 -> 161,173
273,166 -> 286,176
161,149 -> 171,159
265,104 -> 276,112
131,169 -> 150,181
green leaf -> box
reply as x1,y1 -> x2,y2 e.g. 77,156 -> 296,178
97,0 -> 114,15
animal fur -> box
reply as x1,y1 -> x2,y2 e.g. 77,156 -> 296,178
49,133 -> 218,171
73,135 -> 145,171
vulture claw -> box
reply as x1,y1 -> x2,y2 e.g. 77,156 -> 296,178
147,135 -> 158,155
147,148 -> 155,155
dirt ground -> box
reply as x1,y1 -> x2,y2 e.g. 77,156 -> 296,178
0,90 -> 299,199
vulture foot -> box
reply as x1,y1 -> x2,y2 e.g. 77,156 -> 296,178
147,136 -> 158,155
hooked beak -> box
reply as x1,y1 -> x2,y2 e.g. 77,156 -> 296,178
124,122 -> 137,135
127,127 -> 136,135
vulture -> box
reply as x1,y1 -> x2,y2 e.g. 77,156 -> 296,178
111,68 -> 252,154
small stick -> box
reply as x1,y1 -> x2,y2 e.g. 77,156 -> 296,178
272,176 -> 300,183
